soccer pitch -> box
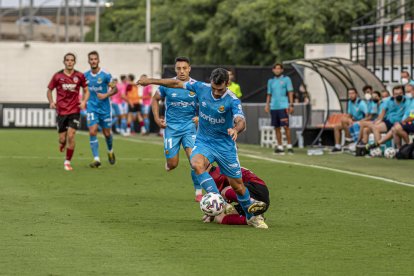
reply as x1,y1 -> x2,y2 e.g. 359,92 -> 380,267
1,130 -> 413,275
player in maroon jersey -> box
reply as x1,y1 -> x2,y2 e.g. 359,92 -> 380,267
46,53 -> 90,171
203,164 -> 270,225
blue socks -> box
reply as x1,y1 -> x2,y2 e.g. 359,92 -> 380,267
196,172 -> 219,194
236,189 -> 253,219
89,135 -> 99,159
144,118 -> 150,132
191,170 -> 202,191
121,118 -> 127,132
105,134 -> 113,152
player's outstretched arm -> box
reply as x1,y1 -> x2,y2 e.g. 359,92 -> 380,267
47,89 -> 56,109
137,76 -> 184,89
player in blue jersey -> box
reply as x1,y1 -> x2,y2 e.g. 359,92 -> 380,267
151,57 -> 202,202
139,68 -> 268,229
85,51 -> 118,168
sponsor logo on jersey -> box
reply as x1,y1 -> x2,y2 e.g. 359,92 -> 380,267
202,102 -> 207,107
62,83 -> 77,91
73,76 -> 79,83
199,111 -> 225,124
217,105 -> 225,113
189,91 -> 196,97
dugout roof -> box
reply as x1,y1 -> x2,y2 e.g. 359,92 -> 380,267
284,57 -> 385,112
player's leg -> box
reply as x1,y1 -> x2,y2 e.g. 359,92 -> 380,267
332,123 -> 343,152
87,111 -> 101,168
190,148 -> 220,194
141,105 -> 150,134
63,114 -> 80,170
164,130 -> 181,171
57,115 -> 67,152
398,122 -> 413,146
280,109 -> 293,153
120,103 -> 128,136
101,113 -> 115,165
182,133 -> 202,201
271,110 -> 284,154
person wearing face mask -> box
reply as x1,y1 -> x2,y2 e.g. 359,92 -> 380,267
331,88 -> 368,153
365,86 -> 410,150
363,85 -> 373,101
400,71 -> 414,86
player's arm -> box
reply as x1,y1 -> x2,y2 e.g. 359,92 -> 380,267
80,86 -> 90,110
151,91 -> 167,128
287,78 -> 294,114
97,82 -> 118,100
138,76 -> 184,89
265,80 -> 271,113
228,116 -> 246,141
46,89 -> 56,109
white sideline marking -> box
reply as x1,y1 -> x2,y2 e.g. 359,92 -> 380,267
239,152 -> 414,189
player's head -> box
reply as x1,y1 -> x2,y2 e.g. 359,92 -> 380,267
393,85 -> 404,102
372,91 -> 381,103
174,56 -> 191,81
88,51 -> 100,70
362,85 -> 373,94
348,88 -> 358,101
381,89 -> 390,99
128,74 -> 135,82
272,63 -> 284,77
227,68 -> 236,82
120,74 -> 127,83
63,52 -> 76,70
401,70 -> 410,80
210,68 -> 229,97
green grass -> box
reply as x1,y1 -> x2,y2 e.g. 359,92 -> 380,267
0,129 -> 413,275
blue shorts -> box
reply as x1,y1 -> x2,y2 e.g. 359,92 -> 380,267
383,119 -> 394,131
191,140 -> 241,179
401,122 -> 414,133
141,105 -> 151,115
86,111 -> 112,129
112,103 -> 128,116
271,109 -> 289,128
164,128 -> 196,159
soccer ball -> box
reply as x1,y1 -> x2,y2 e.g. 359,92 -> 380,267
370,147 -> 382,157
384,147 -> 396,159
200,193 -> 225,216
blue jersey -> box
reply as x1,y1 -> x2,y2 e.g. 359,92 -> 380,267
158,78 -> 198,134
384,96 -> 409,123
367,100 -> 380,119
267,75 -> 293,110
347,98 -> 368,121
402,98 -> 414,120
379,97 -> 391,113
85,69 -> 113,114
184,81 -> 244,147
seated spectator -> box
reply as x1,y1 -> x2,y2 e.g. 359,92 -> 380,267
358,90 -> 383,143
400,70 -> 414,86
331,88 -> 368,153
364,85 -> 410,150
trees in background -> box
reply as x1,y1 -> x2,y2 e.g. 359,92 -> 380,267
86,0 -> 375,65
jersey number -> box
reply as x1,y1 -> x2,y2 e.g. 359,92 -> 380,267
164,138 -> 172,149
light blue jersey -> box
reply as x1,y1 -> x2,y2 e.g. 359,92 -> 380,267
157,78 -> 198,158
85,69 -> 113,114
384,96 -> 409,123
184,81 -> 244,178
267,75 -> 293,110
158,78 -> 198,134
367,100 -> 380,120
379,97 -> 391,113
402,98 -> 414,120
347,98 -> 368,121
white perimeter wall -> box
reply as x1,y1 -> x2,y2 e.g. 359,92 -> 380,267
0,42 -> 162,103
304,43 -> 350,111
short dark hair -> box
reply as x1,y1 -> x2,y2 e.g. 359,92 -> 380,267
348,87 -> 358,94
210,68 -> 229,85
120,75 -> 126,81
175,56 -> 191,65
128,74 -> 135,81
393,85 -> 404,93
63,52 -> 76,62
362,85 -> 373,92
273,63 -> 283,69
372,90 -> 381,98
88,50 -> 99,58
401,70 -> 410,77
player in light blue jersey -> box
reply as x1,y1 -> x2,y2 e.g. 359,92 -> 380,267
139,68 -> 268,229
85,51 -> 118,168
151,57 -> 202,202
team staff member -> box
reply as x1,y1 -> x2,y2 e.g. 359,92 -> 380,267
265,63 -> 294,155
